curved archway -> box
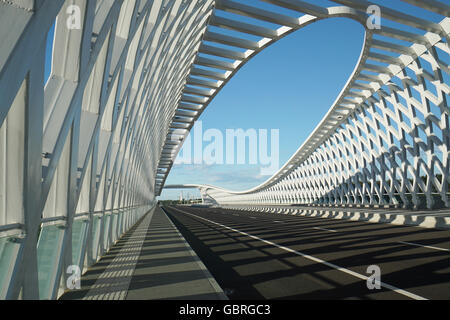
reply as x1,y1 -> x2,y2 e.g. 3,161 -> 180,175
157,4 -> 374,194
164,16 -> 366,193
162,2 -> 449,210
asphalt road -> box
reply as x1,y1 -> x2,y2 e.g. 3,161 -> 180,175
162,205 -> 450,300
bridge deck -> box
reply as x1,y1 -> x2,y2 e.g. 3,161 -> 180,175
60,206 -> 227,300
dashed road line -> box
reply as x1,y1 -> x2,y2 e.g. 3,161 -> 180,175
312,226 -> 337,233
171,207 -> 427,301
398,241 -> 450,252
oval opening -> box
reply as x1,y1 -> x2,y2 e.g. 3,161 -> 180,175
162,17 -> 365,199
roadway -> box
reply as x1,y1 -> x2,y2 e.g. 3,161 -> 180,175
162,205 -> 450,300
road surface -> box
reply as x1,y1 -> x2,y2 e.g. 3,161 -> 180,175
162,205 -> 450,300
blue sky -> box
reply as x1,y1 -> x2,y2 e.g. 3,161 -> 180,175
43,1 -> 445,201
45,22 -> 55,85
159,0 -> 445,200
162,16 -> 365,199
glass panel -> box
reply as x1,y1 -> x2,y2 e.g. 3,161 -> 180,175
124,209 -> 131,231
0,235 -> 22,299
37,224 -> 65,300
102,214 -> 111,251
71,219 -> 89,268
110,212 -> 118,243
128,210 -> 134,228
91,215 -> 102,261
117,210 -> 124,236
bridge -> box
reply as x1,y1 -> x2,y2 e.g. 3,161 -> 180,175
0,0 -> 449,301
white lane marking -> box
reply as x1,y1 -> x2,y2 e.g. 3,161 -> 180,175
274,220 -> 283,223
173,207 -> 427,301
398,241 -> 450,252
313,226 -> 337,233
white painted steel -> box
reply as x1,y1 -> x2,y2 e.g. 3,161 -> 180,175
166,1 -> 449,212
0,0 -> 214,299
0,0 -> 449,299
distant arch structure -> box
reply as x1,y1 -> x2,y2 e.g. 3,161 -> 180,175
0,0 -> 448,300
167,0 -> 450,211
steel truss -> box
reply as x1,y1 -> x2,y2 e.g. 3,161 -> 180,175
0,0 -> 214,299
0,0 -> 449,300
163,1 -> 449,209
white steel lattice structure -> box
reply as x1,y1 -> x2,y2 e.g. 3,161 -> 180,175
166,1 -> 450,212
0,0 -> 215,300
0,0 -> 448,300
